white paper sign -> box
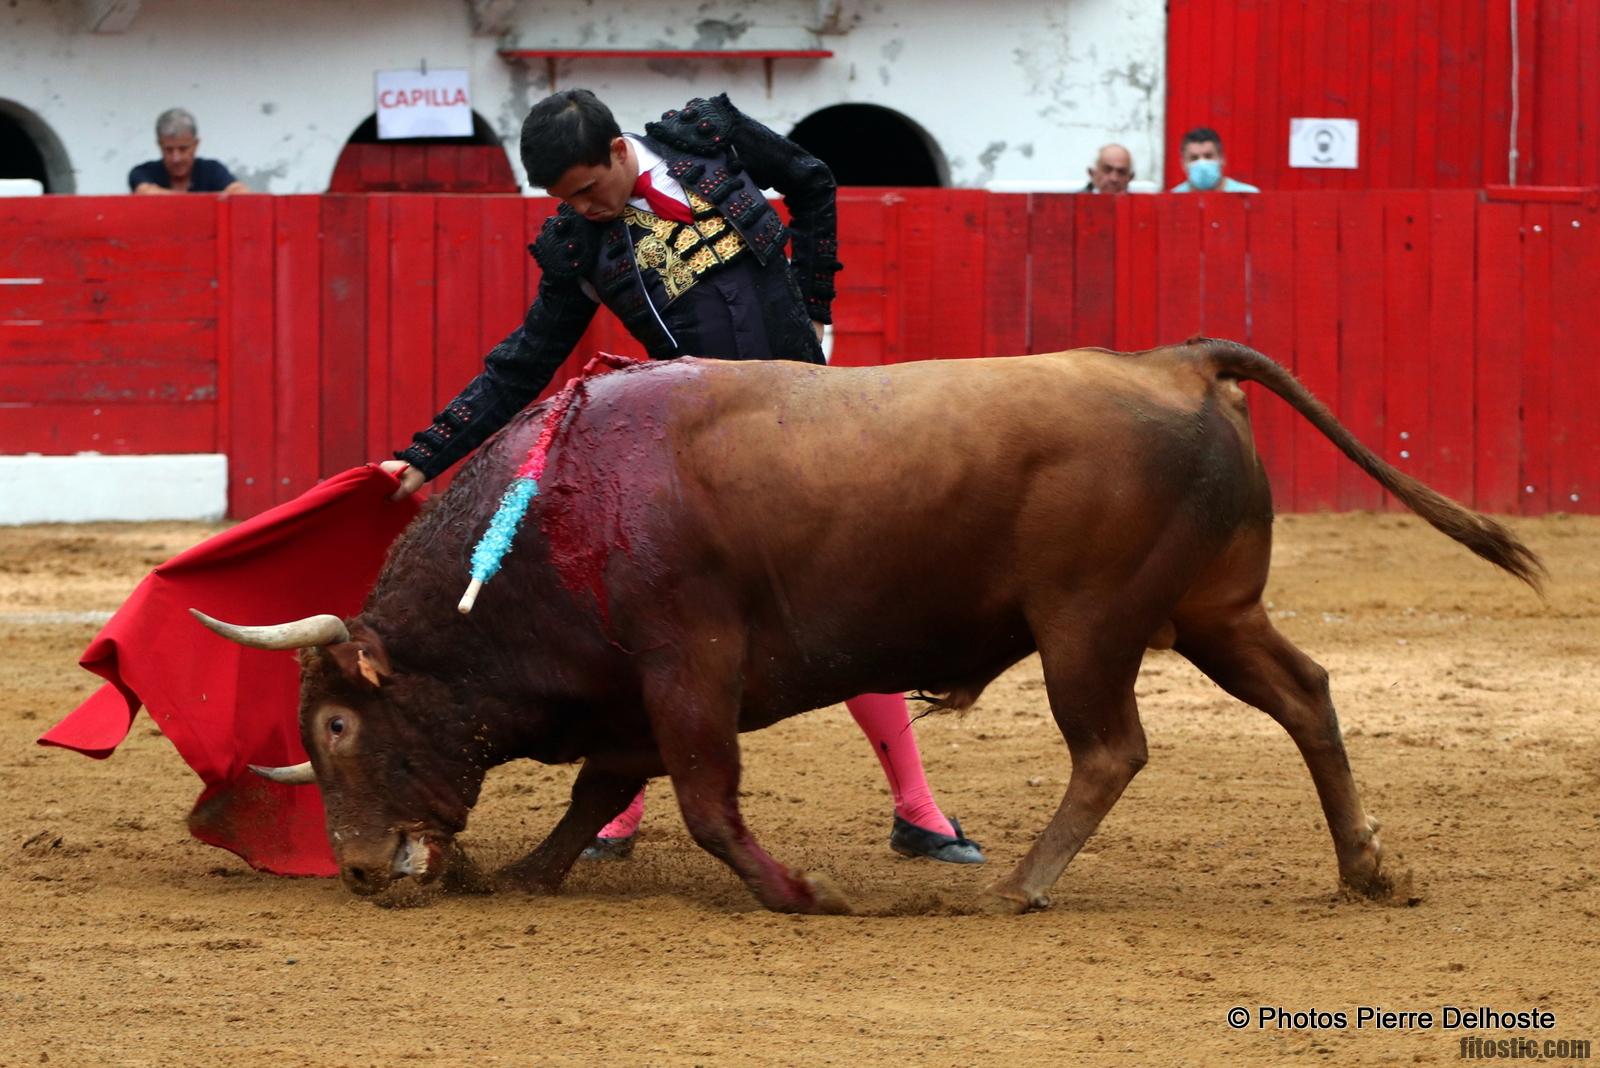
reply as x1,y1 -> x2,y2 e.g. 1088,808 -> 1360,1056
1289,118 -> 1359,169
376,68 -> 473,140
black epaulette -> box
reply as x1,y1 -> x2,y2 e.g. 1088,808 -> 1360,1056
529,206 -> 598,280
644,94 -> 740,156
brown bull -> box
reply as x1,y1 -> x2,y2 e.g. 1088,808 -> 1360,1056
195,339 -> 1542,914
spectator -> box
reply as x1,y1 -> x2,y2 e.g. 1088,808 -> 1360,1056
1169,127 -> 1259,193
128,108 -> 248,195
1083,144 -> 1134,194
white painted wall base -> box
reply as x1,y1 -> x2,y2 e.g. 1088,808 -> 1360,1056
0,454 -> 228,524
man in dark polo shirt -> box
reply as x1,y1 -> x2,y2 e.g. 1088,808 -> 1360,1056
128,108 -> 249,195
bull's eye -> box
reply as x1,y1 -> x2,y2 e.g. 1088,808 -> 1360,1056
329,717 -> 346,736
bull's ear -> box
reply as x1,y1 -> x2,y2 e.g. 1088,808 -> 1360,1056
326,641 -> 393,689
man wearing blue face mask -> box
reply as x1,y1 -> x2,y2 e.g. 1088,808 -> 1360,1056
1170,127 -> 1260,193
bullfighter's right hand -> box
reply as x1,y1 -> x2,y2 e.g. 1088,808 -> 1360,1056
378,459 -> 426,500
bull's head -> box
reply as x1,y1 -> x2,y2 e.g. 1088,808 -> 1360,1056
191,609 -> 481,897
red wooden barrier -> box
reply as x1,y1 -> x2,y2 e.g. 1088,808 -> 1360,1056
1167,0 -> 1597,191
3,190 -> 1598,520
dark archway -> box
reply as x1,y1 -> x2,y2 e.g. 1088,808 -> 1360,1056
787,104 -> 947,187
0,100 -> 73,193
328,110 -> 516,193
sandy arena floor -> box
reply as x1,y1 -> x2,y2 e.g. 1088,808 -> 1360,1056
2,513 -> 1597,1066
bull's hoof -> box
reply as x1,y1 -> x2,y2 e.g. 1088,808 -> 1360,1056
1341,856 -> 1418,906
1337,817 -> 1417,904
800,872 -> 854,915
975,885 -> 1050,915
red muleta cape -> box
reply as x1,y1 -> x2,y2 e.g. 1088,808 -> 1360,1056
38,465 -> 421,876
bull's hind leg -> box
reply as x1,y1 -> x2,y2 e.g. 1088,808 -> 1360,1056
642,663 -> 851,915
1174,603 -> 1394,898
496,762 -> 648,893
978,638 -> 1148,915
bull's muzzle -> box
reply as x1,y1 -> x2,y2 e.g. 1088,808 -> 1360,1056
341,834 -> 444,896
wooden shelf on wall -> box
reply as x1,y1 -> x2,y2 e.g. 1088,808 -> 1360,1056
498,48 -> 834,93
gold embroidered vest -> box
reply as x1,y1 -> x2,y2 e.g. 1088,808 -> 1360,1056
623,189 -> 748,303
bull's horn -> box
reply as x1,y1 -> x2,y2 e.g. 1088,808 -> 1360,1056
189,609 -> 350,649
249,762 -> 317,785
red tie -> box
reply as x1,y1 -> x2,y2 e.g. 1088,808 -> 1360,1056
631,169 -> 693,223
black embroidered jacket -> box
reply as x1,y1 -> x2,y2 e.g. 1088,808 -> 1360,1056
396,94 -> 841,480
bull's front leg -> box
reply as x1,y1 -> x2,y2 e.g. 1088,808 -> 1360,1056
495,762 -> 647,893
643,663 -> 851,915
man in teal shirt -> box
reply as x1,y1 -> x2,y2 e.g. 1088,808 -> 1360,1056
1170,127 -> 1260,193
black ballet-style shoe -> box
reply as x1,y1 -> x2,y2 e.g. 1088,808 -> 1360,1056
580,834 -> 636,861
889,815 -> 986,864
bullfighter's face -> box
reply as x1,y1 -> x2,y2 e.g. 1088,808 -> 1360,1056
543,136 -> 636,223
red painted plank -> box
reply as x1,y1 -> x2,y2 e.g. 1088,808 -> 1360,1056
1318,0 -> 1352,191
223,196 -> 275,518
4,235 -> 216,275
1343,0 -> 1373,191
1275,0 -> 1306,190
1118,195 -> 1160,351
1378,192 -> 1430,509
1252,0 -> 1284,193
893,195 -> 940,360
1547,205 -> 1600,510
1459,0 -> 1487,187
1472,0 -> 1510,185
1071,194 -> 1117,350
1529,1 -> 1562,185
388,197 -> 438,456
1337,190 -> 1386,511
425,146 -> 461,188
0,320 -> 214,365
1156,195 -> 1202,344
1244,194 -> 1296,506
1199,193 -> 1247,342
1473,201 -> 1523,513
0,274 -> 215,321
319,196 -> 368,475
0,359 -> 215,404
1580,1 -> 1600,186
433,197 -> 484,407
0,196 -> 217,242
393,147 -> 430,191
0,403 -> 216,455
1026,194 -> 1075,354
1210,0 -> 1238,161
359,145 -> 395,190
1514,0 -> 1541,186
479,196 -> 529,354
272,197 -> 322,503
981,194 -> 1029,356
1424,190 -> 1476,504
1517,203 -> 1553,516
925,190 -> 987,358
363,198 -> 393,462
1230,0 -> 1260,183
1389,0 -> 1420,187
1367,0 -> 1397,188
1423,0 -> 1452,185
1292,193 -> 1342,511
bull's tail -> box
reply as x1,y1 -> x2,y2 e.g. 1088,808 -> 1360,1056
1197,337 -> 1546,592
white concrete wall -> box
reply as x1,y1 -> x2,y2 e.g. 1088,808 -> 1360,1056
0,0 -> 1166,195
0,455 -> 227,524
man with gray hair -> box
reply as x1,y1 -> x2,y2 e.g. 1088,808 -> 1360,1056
128,108 -> 248,194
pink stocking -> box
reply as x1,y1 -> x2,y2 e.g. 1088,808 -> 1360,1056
596,787 -> 646,839
845,692 -> 956,837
